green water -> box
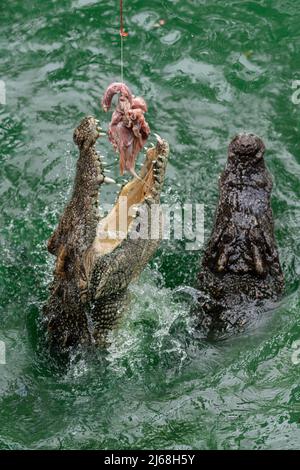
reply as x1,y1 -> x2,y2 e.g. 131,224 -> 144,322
0,0 -> 300,450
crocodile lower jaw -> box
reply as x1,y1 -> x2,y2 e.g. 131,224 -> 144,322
93,138 -> 169,257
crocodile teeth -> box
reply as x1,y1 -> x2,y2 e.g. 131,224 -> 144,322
103,176 -> 116,184
98,132 -> 107,137
145,196 -> 155,206
154,133 -> 163,144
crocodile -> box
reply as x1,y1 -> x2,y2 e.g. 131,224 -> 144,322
194,133 -> 284,337
43,116 -> 169,353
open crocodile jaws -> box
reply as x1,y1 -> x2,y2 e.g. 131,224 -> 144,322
44,116 -> 169,353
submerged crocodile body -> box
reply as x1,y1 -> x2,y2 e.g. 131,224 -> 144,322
43,116 -> 169,353
194,134 -> 284,336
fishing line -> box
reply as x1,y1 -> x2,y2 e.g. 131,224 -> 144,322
120,0 -> 128,83
120,34 -> 124,82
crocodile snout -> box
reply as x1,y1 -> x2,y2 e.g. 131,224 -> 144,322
228,133 -> 265,163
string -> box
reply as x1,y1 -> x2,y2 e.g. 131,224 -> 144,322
120,0 -> 128,83
121,34 -> 124,82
